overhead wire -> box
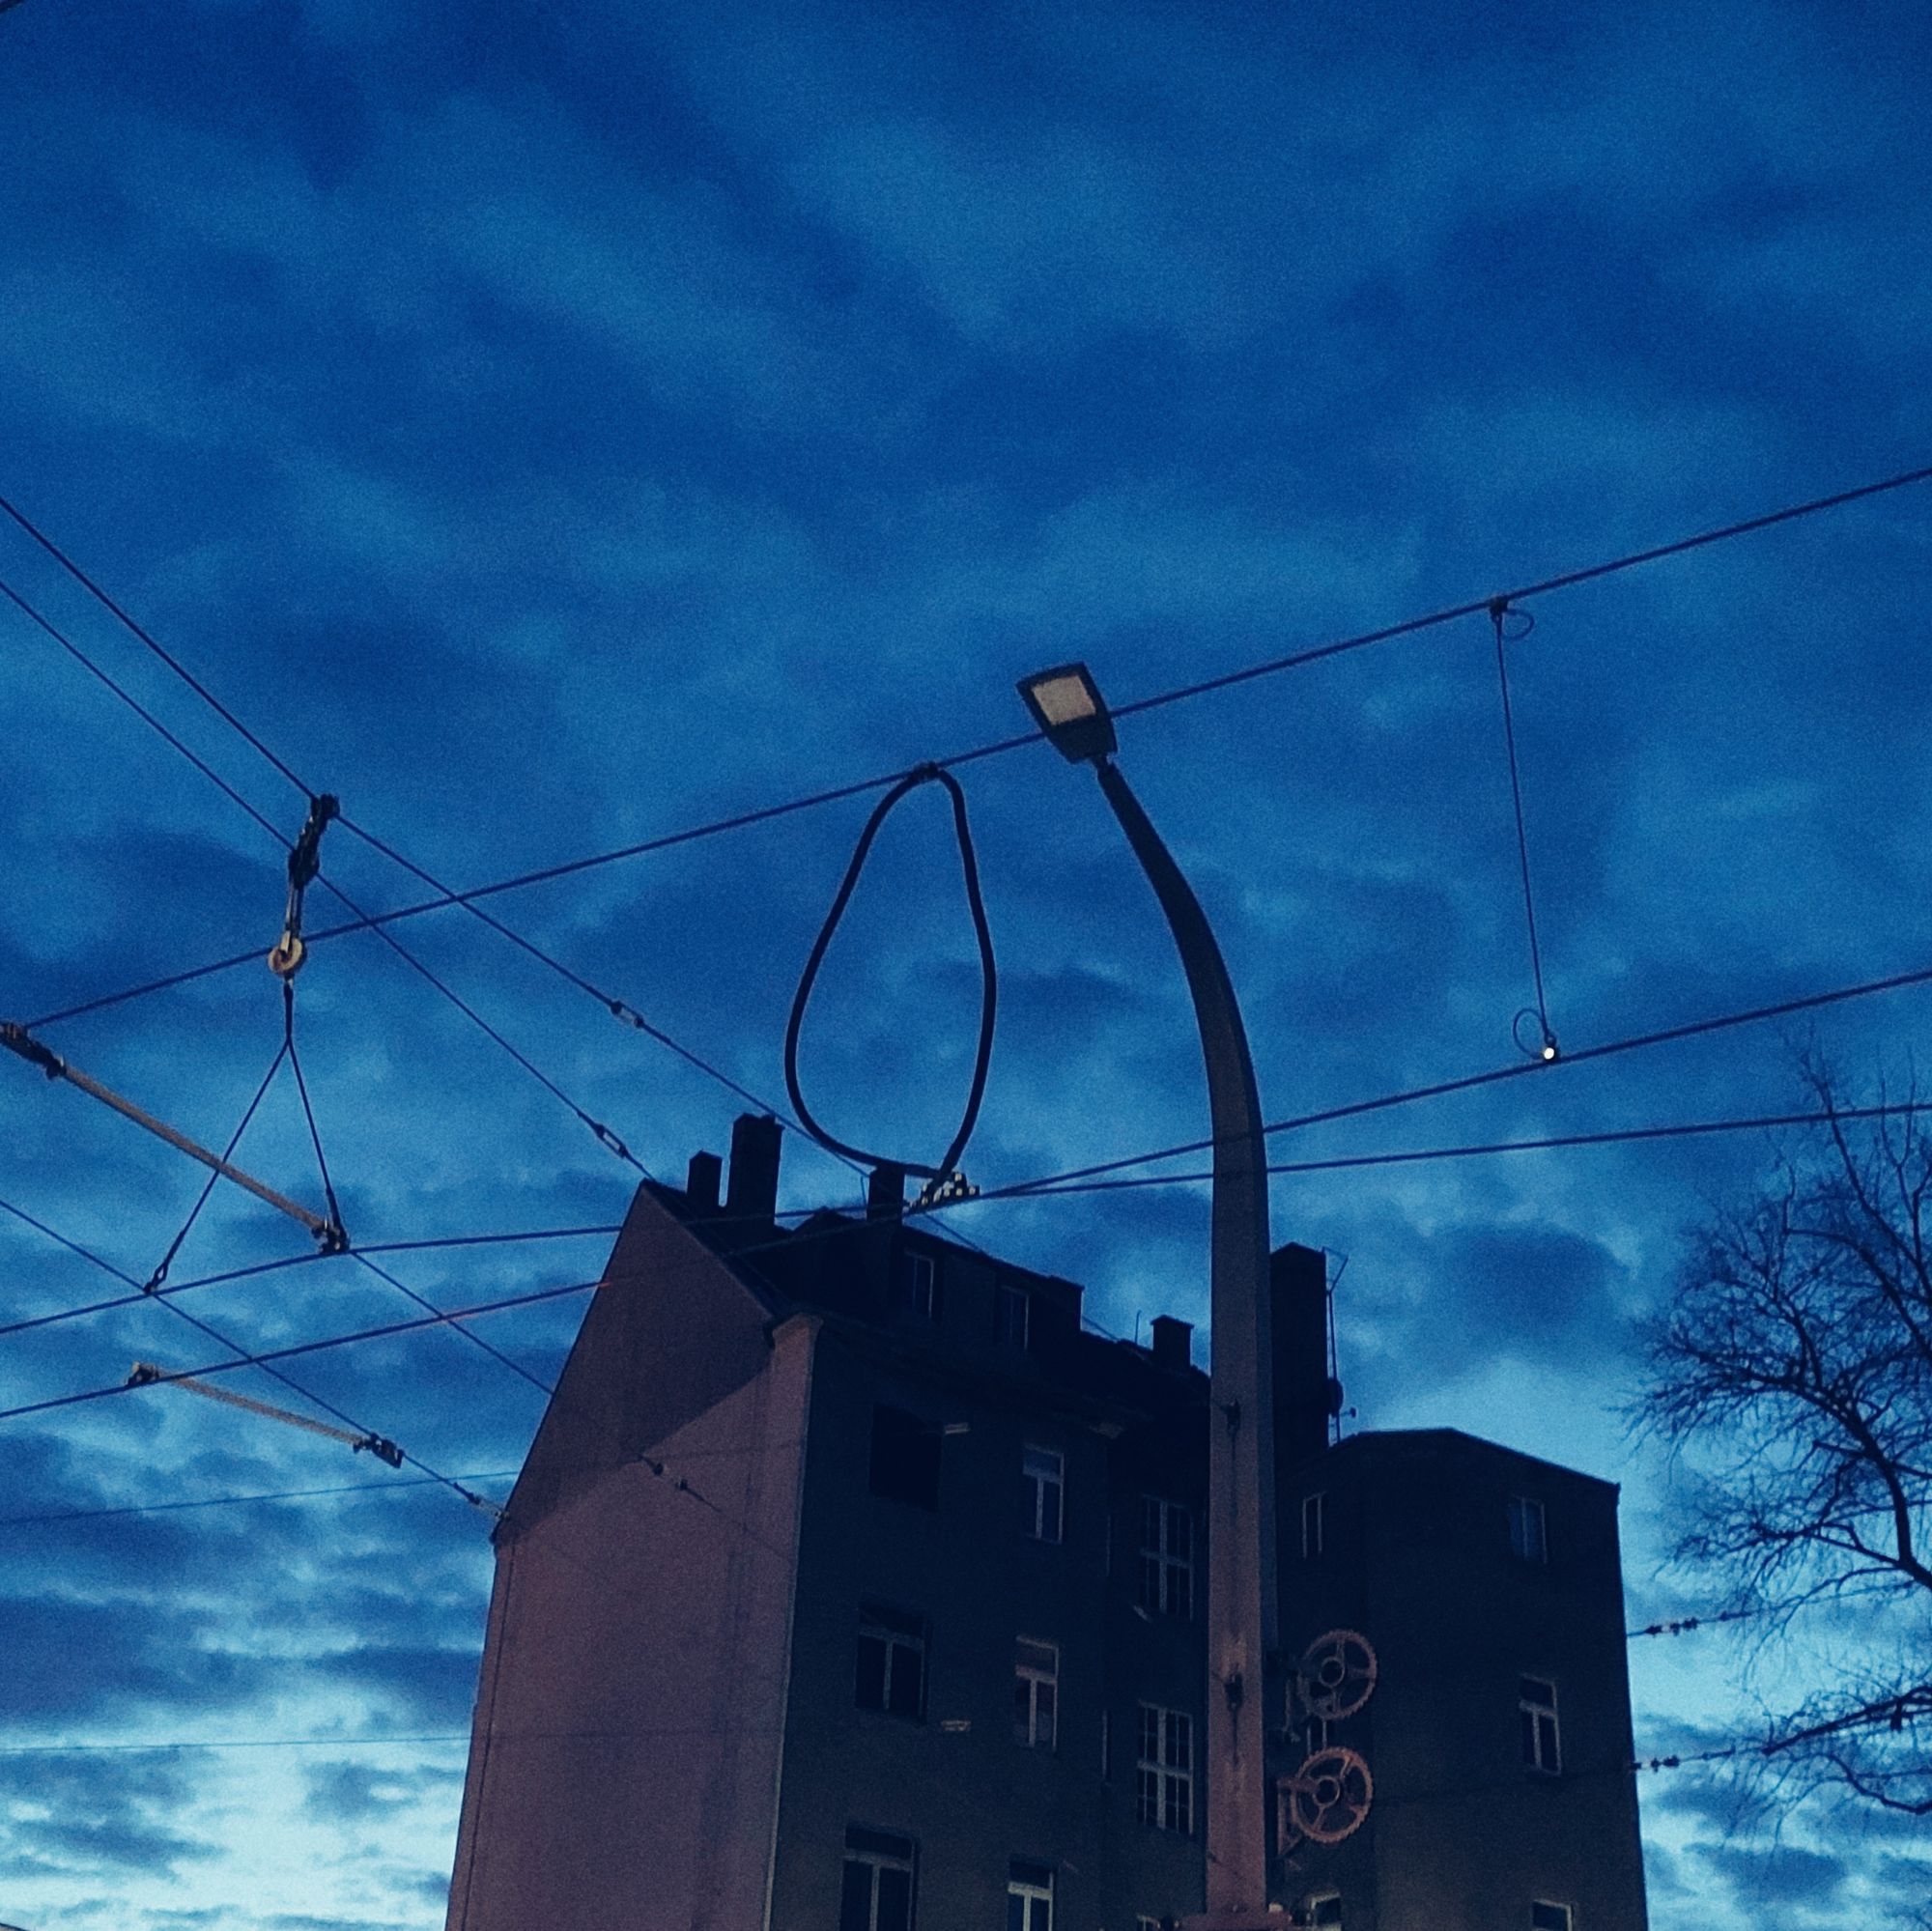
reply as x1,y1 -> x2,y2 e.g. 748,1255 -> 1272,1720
0,1218 -> 624,1341
21,458 -> 1932,1037
1486,597 -> 1558,1062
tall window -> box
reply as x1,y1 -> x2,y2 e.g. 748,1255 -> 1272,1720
855,1604 -> 925,1719
1509,1495 -> 1548,1563
1013,1637 -> 1058,1749
1301,1491 -> 1326,1558
1520,1676 -> 1561,1775
1530,1907 -> 1573,1931
1138,1498 -> 1193,1618
1007,1860 -> 1053,1931
1023,1445 -> 1065,1543
1308,1898 -> 1343,1928
1135,1704 -> 1194,1833
997,1282 -> 1032,1349
841,1827 -> 915,1931
893,1252 -> 938,1321
869,1405 -> 941,1510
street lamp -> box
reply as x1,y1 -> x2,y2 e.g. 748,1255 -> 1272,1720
1018,663 -> 1279,1929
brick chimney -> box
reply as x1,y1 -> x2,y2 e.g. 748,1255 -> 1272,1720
685,1150 -> 722,1213
1271,1241 -> 1336,1469
725,1114 -> 782,1223
1150,1314 -> 1193,1370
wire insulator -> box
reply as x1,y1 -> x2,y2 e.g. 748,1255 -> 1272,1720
784,764 -> 997,1182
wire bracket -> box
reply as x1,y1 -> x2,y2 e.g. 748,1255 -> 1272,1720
269,793 -> 340,979
127,1359 -> 404,1466
2,1023 -> 339,1244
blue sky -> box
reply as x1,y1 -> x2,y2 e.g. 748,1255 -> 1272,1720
2,0 -> 1930,1924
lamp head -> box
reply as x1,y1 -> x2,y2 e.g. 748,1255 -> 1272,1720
1016,662 -> 1117,765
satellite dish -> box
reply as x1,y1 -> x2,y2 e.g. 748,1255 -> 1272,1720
1279,1746 -> 1374,1846
1300,1628 -> 1378,1720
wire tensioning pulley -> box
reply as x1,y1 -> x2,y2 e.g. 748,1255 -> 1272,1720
269,792 -> 339,979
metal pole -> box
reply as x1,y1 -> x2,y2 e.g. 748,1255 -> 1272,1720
1093,757 -> 1278,1926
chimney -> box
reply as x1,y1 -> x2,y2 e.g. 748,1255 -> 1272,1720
725,1114 -> 782,1223
685,1150 -> 721,1213
867,1162 -> 906,1220
1150,1314 -> 1193,1371
1271,1241 -> 1335,1469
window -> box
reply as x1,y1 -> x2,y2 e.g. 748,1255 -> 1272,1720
893,1251 -> 938,1321
1013,1637 -> 1058,1749
1007,1860 -> 1053,1931
1138,1497 -> 1193,1618
1309,1897 -> 1343,1928
997,1282 -> 1031,1349
1023,1445 -> 1064,1543
1136,1704 -> 1194,1833
841,1827 -> 915,1931
1509,1495 -> 1548,1563
1520,1676 -> 1561,1775
1301,1491 -> 1325,1558
869,1405 -> 941,1510
856,1604 -> 925,1719
1530,1907 -> 1573,1931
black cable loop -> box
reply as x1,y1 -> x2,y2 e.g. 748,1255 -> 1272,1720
143,1040 -> 289,1292
1489,598 -> 1558,1062
784,764 -> 997,1184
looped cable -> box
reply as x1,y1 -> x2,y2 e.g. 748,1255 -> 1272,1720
784,764 -> 997,1184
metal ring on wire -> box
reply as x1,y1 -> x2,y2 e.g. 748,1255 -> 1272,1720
1513,1006 -> 1560,1063
1488,595 -> 1536,642
783,763 -> 998,1189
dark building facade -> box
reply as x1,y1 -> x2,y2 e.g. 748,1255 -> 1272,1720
444,1118 -> 1648,1931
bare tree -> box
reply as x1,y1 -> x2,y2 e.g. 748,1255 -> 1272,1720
1637,1062 -> 1932,1815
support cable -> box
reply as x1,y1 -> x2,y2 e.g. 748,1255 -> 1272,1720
0,577 -> 651,1181
24,459 -> 1932,1036
0,1219 -> 624,1341
1488,598 -> 1558,1063
282,981 -> 345,1241
783,764 -> 997,1201
142,1039 -> 290,1292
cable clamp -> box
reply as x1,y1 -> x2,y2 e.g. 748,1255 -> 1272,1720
269,793 -> 339,979
590,1120 -> 634,1162
353,1434 -> 405,1468
127,1361 -> 163,1387
1,1021 -> 65,1080
318,1221 -> 350,1257
911,1171 -> 978,1212
1488,596 -> 1536,642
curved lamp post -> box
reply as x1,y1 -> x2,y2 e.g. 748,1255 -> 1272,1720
1018,664 -> 1278,1929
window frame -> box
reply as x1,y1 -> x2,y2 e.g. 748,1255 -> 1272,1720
893,1250 -> 939,1322
855,1601 -> 926,1720
1023,1444 -> 1065,1544
1530,1905 -> 1574,1931
1007,1859 -> 1054,1931
997,1281 -> 1032,1350
1520,1674 -> 1561,1775
1301,1491 -> 1326,1558
1135,1703 -> 1195,1834
841,1825 -> 917,1931
1509,1494 -> 1548,1564
1138,1496 -> 1193,1618
1013,1636 -> 1059,1750
1308,1895 -> 1343,1928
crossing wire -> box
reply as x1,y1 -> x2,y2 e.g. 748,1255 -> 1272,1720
21,458 -> 1932,1036
0,1219 -> 624,1342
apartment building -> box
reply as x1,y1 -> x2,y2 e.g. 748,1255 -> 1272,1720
442,1115 -> 1647,1931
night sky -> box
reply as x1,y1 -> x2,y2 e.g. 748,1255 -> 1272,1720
3,2 -> 1930,1925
